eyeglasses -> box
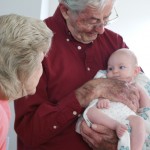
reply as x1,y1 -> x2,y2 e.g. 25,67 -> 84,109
107,7 -> 119,25
84,7 -> 119,28
97,7 -> 119,27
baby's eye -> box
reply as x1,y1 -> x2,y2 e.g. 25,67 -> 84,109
119,66 -> 126,69
107,67 -> 113,71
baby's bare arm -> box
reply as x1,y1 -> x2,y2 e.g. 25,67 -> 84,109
137,83 -> 150,108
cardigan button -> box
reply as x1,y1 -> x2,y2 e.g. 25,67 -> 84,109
66,38 -> 70,42
73,111 -> 77,116
77,46 -> 82,50
53,125 -> 57,129
87,67 -> 91,71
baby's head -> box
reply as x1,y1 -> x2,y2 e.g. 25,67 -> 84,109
107,48 -> 140,82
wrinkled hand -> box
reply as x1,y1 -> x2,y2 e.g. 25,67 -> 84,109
80,121 -> 118,150
76,78 -> 139,111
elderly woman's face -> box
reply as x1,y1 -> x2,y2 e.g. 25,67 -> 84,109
65,1 -> 113,43
23,52 -> 44,96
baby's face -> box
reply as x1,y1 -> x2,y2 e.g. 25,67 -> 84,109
107,52 -> 136,82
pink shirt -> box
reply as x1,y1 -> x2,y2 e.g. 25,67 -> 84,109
0,100 -> 11,150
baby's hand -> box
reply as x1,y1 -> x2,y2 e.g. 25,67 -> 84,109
97,99 -> 110,109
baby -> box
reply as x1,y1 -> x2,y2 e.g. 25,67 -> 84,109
83,48 -> 150,150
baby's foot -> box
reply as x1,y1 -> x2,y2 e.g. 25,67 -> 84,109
116,124 -> 127,138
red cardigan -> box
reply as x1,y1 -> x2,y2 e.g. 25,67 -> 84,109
14,6 -> 128,150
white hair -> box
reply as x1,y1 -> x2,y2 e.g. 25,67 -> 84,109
58,0 -> 116,11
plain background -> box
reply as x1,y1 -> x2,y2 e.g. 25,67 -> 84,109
0,0 -> 150,149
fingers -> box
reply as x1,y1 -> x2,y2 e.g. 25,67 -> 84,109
91,124 -> 108,134
80,121 -> 93,137
97,99 -> 110,108
80,121 -> 118,149
91,124 -> 118,143
80,121 -> 99,147
81,121 -> 109,148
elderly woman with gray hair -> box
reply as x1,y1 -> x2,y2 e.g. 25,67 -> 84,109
0,14 -> 53,150
14,0 -> 139,150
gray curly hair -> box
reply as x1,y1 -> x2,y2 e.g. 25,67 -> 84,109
0,14 -> 53,99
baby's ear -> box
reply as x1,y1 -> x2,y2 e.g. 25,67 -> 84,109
134,66 -> 141,76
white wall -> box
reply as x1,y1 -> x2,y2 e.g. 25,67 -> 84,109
40,0 -> 58,19
0,0 -> 42,18
0,1 -> 150,150
108,0 -> 150,76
